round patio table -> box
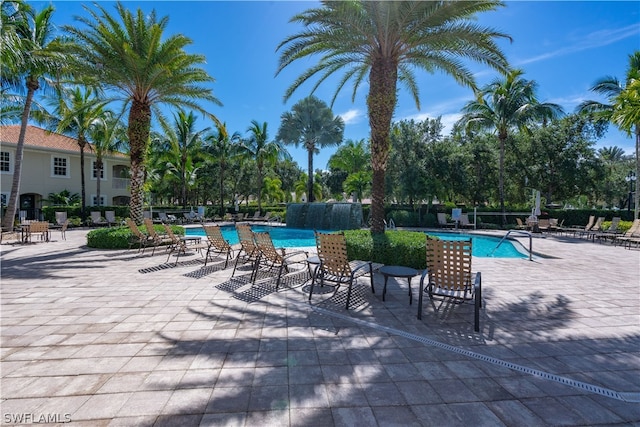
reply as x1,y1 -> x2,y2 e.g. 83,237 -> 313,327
379,265 -> 419,305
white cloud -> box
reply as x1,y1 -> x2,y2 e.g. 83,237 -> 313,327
516,24 -> 639,66
339,109 -> 362,125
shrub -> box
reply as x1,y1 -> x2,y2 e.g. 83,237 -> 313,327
86,224 -> 184,249
344,229 -> 427,270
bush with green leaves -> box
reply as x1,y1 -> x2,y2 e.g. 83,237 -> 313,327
344,229 -> 428,270
86,225 -> 184,249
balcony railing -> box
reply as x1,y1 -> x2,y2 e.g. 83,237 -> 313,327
112,177 -> 130,190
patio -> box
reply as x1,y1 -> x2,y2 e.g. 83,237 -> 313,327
1,228 -> 639,426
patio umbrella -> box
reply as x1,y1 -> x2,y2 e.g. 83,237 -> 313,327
535,190 -> 541,216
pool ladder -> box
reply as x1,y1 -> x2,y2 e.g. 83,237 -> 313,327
492,230 -> 533,261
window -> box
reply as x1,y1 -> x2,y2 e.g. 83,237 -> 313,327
92,160 -> 105,180
91,195 -> 106,206
0,151 -> 11,173
52,156 -> 69,177
0,192 -> 8,207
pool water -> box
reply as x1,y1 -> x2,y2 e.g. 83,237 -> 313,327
185,226 -> 527,259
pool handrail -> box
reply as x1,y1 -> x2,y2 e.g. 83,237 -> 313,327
492,230 -> 533,261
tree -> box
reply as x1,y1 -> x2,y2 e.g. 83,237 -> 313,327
1,3 -> 70,229
44,86 -> 107,220
205,123 -> 241,216
86,110 -> 128,208
242,120 -> 290,212
578,51 -> 640,219
277,0 -> 510,233
65,3 -> 221,224
155,110 -> 210,208
458,69 -> 563,224
276,95 -> 344,202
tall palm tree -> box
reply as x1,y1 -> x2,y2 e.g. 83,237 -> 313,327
64,3 -> 221,224
87,110 -> 128,207
155,110 -> 210,208
243,120 -> 290,212
205,123 -> 241,216
328,139 -> 370,175
1,3 -> 70,229
277,0 -> 510,233
276,95 -> 344,202
44,86 -> 107,220
578,51 -> 640,219
458,69 -> 563,224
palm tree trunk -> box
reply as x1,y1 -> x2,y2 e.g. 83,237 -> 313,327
1,81 -> 36,230
307,147 -> 314,203
367,58 -> 397,234
498,134 -> 506,226
78,136 -> 87,221
635,125 -> 639,220
96,158 -> 102,208
219,162 -> 225,216
127,100 -> 151,224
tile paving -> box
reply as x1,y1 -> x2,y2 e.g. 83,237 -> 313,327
1,226 -> 639,426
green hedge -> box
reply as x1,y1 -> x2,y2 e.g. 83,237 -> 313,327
344,229 -> 427,270
86,224 -> 184,249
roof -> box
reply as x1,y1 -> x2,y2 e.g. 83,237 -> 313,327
0,125 -> 127,159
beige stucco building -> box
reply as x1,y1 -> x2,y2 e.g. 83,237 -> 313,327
0,125 -> 130,220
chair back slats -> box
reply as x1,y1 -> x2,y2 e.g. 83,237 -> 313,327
236,223 -> 257,256
254,232 -> 283,264
204,225 -> 231,250
426,238 -> 472,293
315,231 -> 351,277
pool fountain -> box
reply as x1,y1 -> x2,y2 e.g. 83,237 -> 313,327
286,202 -> 363,230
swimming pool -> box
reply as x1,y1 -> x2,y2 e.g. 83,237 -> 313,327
185,226 -> 527,259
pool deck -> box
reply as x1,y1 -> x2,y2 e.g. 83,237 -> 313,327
1,227 -> 639,426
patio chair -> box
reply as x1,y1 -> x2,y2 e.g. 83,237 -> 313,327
569,215 -> 595,237
594,217 -> 622,243
158,212 -> 177,224
163,223 -> 208,265
418,236 -> 482,332
231,223 -> 261,277
252,231 -> 307,289
105,210 -> 117,227
59,219 -> 69,240
24,221 -> 50,243
310,231 -> 382,310
515,218 -> 527,230
437,212 -> 455,228
580,216 -> 605,240
203,225 -> 235,268
126,218 -> 153,253
55,211 -> 67,226
612,219 -> 640,247
89,211 -> 108,227
143,218 -> 173,255
458,213 -> 474,229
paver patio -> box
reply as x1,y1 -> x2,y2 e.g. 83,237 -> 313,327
1,227 -> 639,426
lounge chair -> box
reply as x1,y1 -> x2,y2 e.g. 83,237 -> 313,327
580,216 -> 604,240
569,215 -> 595,237
203,225 -> 235,268
163,223 -> 208,265
55,211 -> 67,226
126,218 -> 153,252
252,231 -> 307,289
537,218 -> 551,232
418,236 -> 482,332
594,217 -> 622,243
437,212 -> 455,228
105,210 -> 117,227
612,219 -> 640,248
158,212 -> 176,224
310,231 -> 382,310
231,223 -> 261,277
89,211 -> 108,227
143,218 -> 173,255
515,218 -> 527,230
458,213 -> 474,229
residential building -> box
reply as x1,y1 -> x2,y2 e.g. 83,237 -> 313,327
0,125 -> 130,220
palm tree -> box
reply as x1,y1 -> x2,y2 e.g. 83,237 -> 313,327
242,120 -> 290,212
276,95 -> 344,202
155,110 -> 210,208
86,110 -> 128,207
1,3 -> 69,229
205,123 -> 241,216
578,52 -> 640,219
277,1 -> 510,233
328,139 -> 370,175
44,86 -> 107,220
458,69 -> 563,224
64,3 -> 221,224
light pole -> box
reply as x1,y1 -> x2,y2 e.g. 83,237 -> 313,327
626,171 -> 636,213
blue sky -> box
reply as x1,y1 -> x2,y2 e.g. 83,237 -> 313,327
35,1 -> 640,171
